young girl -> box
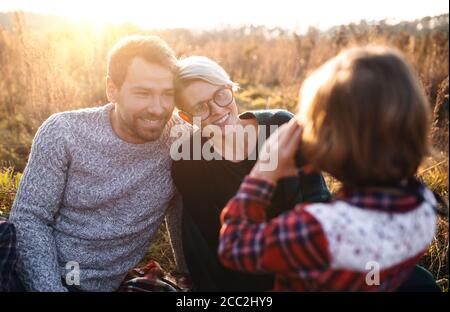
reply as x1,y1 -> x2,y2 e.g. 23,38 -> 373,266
218,46 -> 438,291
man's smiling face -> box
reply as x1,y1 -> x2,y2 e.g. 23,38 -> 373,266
109,57 -> 175,143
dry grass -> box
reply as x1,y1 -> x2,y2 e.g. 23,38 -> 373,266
0,168 -> 22,219
417,156 -> 449,291
1,13 -> 448,171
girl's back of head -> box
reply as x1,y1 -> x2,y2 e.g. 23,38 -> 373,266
297,46 -> 431,187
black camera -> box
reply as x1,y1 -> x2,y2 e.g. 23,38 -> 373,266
294,148 -> 307,169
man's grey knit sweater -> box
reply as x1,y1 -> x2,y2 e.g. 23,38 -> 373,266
10,103 -> 187,292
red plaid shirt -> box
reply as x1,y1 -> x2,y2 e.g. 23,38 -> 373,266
219,176 -> 437,291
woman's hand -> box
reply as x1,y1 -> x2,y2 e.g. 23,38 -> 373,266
250,118 -> 303,184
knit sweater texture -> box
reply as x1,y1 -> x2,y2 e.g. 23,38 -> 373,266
10,103 -> 187,292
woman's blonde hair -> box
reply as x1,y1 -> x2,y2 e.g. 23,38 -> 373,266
297,46 -> 431,187
174,56 -> 239,106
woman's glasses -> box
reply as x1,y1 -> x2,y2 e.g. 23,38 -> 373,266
181,87 -> 234,121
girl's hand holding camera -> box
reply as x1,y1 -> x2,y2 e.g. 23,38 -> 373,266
250,118 -> 303,184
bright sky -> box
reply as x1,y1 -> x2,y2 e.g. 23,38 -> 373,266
0,0 -> 448,30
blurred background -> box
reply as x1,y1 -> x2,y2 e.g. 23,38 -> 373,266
0,0 -> 448,290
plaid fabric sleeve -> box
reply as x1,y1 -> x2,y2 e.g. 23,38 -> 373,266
0,219 -> 18,291
219,176 -> 330,274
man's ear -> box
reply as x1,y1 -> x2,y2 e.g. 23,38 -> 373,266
178,111 -> 192,124
106,76 -> 118,103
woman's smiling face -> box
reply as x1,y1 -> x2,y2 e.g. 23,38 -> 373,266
178,80 -> 240,131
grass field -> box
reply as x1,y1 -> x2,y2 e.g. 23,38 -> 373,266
0,11 -> 448,291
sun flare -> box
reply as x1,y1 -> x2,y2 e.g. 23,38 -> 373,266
0,0 -> 448,30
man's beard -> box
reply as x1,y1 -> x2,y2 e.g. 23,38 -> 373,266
124,113 -> 169,142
